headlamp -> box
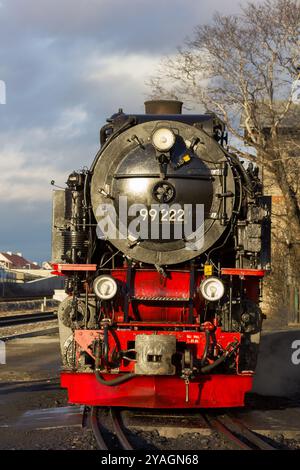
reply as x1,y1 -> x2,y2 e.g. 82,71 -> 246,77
200,277 -> 225,302
93,275 -> 118,300
152,127 -> 175,152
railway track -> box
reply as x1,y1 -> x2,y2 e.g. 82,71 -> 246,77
0,311 -> 56,327
90,407 -> 278,450
0,296 -> 52,303
204,413 -> 276,450
91,407 -> 134,450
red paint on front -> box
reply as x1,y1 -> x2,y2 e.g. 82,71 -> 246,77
221,268 -> 265,277
112,269 -> 203,322
51,263 -> 97,276
74,327 -> 240,372
61,372 -> 253,408
57,265 -> 259,409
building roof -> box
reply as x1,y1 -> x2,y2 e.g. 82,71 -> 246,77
240,102 -> 300,130
0,252 -> 40,269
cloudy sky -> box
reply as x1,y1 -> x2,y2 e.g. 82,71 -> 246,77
0,0 -> 254,262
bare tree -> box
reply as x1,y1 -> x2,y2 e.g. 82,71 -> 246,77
148,0 -> 300,318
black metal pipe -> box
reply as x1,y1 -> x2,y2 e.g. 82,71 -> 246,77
200,353 -> 227,373
201,329 -> 210,366
91,116 -> 136,172
201,340 -> 239,373
100,123 -> 113,146
94,332 -> 136,386
188,260 -> 195,324
124,261 -> 132,322
102,324 -> 109,364
95,369 -> 136,386
229,275 -> 233,330
223,148 -> 255,197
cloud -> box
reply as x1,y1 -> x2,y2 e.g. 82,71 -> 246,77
0,200 -> 51,262
0,49 -> 160,204
0,0 -> 252,53
0,0 -> 260,260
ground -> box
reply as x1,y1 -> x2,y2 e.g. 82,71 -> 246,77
0,325 -> 300,450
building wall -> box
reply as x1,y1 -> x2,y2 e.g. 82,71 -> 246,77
0,254 -> 11,269
261,165 -> 300,327
10,268 -> 54,278
0,275 -> 64,298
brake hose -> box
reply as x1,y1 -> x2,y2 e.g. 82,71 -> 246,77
200,341 -> 239,373
95,369 -> 136,386
200,353 -> 227,373
94,329 -> 136,386
201,329 -> 210,366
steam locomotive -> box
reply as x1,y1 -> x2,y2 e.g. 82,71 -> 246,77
51,100 -> 271,409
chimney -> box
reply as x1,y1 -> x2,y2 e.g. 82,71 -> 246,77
6,251 -> 12,255
144,100 -> 183,115
17,252 -> 22,257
